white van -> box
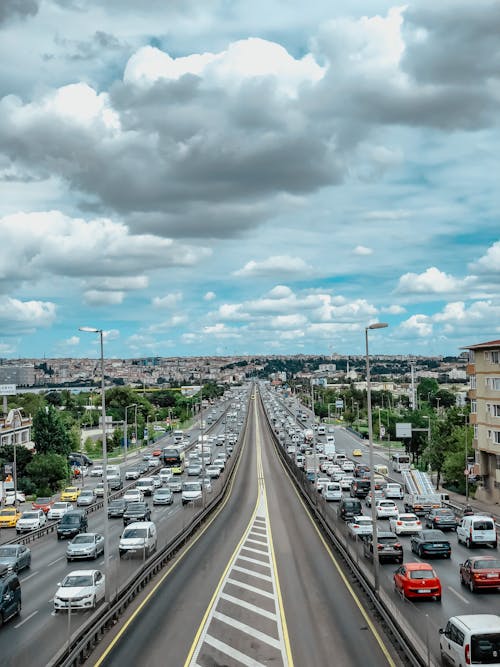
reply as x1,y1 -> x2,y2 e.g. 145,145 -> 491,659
119,521 -> 157,558
323,482 -> 342,502
457,515 -> 498,549
440,615 -> 500,667
384,483 -> 403,499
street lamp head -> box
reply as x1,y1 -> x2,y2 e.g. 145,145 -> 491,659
79,326 -> 101,333
367,322 -> 389,331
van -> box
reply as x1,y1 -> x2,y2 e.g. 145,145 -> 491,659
440,614 -> 500,667
374,464 -> 388,476
57,510 -> 88,540
119,521 -> 157,558
457,515 -> 498,549
323,482 -> 342,502
384,483 -> 403,499
0,566 -> 21,625
338,498 -> 362,522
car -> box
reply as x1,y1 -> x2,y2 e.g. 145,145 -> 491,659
354,464 -> 370,477
151,475 -> 162,489
375,500 -> 399,519
0,566 -> 21,625
347,515 -> 373,539
394,562 -> 441,601
0,507 -> 22,528
89,466 -> 104,477
384,483 -> 404,500
143,453 -> 153,462
136,478 -> 155,496
457,515 -> 498,549
339,476 -> 354,491
187,463 -> 202,476
322,482 -> 342,502
152,448 -> 162,457
168,478 -> 183,493
123,502 -> 151,525
338,498 -> 363,522
119,521 -> 157,558
47,502 -> 74,520
76,489 -> 96,507
0,545 -> 31,573
342,461 -> 355,473
53,569 -> 105,611
459,556 -> 500,592
316,476 -> 331,492
125,467 -> 141,481
439,614 -> 500,667
60,487 -> 81,502
364,531 -> 403,563
353,449 -> 363,457
138,461 -> 149,475
123,488 -> 144,504
147,458 -> 158,469
365,490 -> 385,507
159,468 -> 172,484
32,497 -> 54,514
425,508 -> 458,531
200,477 -> 213,493
106,474 -> 123,490
182,481 -> 202,505
56,510 -> 88,539
153,488 -> 174,505
206,464 -> 221,479
389,513 -> 422,536
213,458 -> 226,472
66,533 -> 105,561
94,482 -> 107,498
16,510 -> 47,533
108,498 -> 128,518
410,529 -> 451,558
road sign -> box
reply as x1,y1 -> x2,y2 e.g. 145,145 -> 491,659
396,422 -> 412,438
335,399 -> 344,409
0,384 -> 16,396
380,426 -> 386,437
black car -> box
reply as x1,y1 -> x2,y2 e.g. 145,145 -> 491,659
56,510 -> 88,540
410,529 -> 451,558
350,480 -> 371,498
338,498 -> 362,522
108,498 -> 127,518
123,502 -> 151,526
0,566 -> 21,626
425,508 -> 458,531
363,531 -> 403,563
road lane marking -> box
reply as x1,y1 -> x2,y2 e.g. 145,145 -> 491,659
20,570 -> 39,583
212,610 -> 282,649
448,586 -> 470,604
47,556 -> 65,567
232,565 -> 272,582
226,578 -> 275,599
14,609 -> 38,628
237,554 -> 271,568
203,634 -> 267,667
220,592 -> 277,619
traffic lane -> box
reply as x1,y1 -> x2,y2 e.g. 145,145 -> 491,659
90,402 -> 258,667
262,428 -> 398,666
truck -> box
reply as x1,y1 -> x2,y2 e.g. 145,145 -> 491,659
303,429 -> 314,445
402,469 -> 441,515
305,454 -> 319,478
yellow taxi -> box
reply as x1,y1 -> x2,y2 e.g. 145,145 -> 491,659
0,507 -> 22,528
60,486 -> 81,502
353,449 -> 363,457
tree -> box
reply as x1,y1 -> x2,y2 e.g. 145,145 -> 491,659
26,453 -> 69,495
417,378 -> 439,402
33,405 -> 72,457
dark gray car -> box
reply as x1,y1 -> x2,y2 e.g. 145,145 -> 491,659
0,545 -> 31,573
363,531 -> 403,563
425,508 -> 458,531
123,502 -> 151,525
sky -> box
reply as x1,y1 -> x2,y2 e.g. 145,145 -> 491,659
0,0 -> 499,360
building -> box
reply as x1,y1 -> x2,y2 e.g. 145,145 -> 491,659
0,409 -> 33,449
0,365 -> 35,386
463,339 -> 500,504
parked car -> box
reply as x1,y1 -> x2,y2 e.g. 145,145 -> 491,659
66,533 -> 105,561
347,515 -> 373,540
363,531 -> 403,564
47,502 -> 74,521
108,498 -> 128,518
459,556 -> 500,592
16,510 -> 47,533
425,508 -> 458,531
152,488 -> 174,505
410,529 -> 451,559
394,562 -> 441,601
0,545 -> 31,573
389,513 -> 422,536
457,515 -> 498,549
53,569 -> 105,611
439,615 -> 500,667
123,502 -> 151,526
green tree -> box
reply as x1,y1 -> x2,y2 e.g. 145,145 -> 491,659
417,378 -> 439,403
33,405 -> 72,457
26,453 -> 69,495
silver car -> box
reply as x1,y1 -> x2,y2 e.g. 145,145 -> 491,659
66,533 -> 105,561
77,490 -> 95,507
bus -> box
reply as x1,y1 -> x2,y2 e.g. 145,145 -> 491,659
391,452 -> 411,473
161,447 -> 185,474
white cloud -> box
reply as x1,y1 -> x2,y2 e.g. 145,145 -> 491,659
84,290 -> 124,305
233,255 -> 312,277
64,336 -> 80,346
269,314 -> 307,330
204,291 -> 216,301
382,304 -> 407,314
353,245 -> 373,256
399,314 -> 433,337
152,292 -> 183,309
396,267 -> 469,295
103,329 -> 120,341
0,296 -> 56,332
470,240 -> 500,275
202,323 -> 241,339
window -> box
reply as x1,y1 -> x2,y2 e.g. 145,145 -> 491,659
488,430 -> 500,444
471,400 -> 477,414
485,350 -> 500,364
474,424 -> 478,439
486,377 -> 500,391
469,350 -> 475,362
449,624 -> 465,647
469,375 -> 477,389
488,403 -> 500,417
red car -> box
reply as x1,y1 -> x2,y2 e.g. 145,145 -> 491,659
394,562 -> 441,601
459,556 -> 500,592
152,448 -> 162,457
32,497 -> 54,514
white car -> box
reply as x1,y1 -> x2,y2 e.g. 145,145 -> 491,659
342,461 -> 355,473
389,513 -> 422,535
375,500 -> 399,519
384,483 -> 404,499
322,483 -> 342,502
347,515 -> 373,539
316,476 -> 331,492
90,466 -> 103,477
339,476 -> 354,491
159,468 -> 172,484
54,569 -> 105,611
47,502 -> 74,520
123,488 -> 144,503
16,509 -> 47,533
125,468 -> 140,481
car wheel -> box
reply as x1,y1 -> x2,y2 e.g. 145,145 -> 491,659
460,573 -> 465,586
26,558 -> 31,569
92,595 -> 96,609
466,538 -> 471,549
418,546 -> 423,558
435,595 -> 441,602
493,541 -> 497,549
469,580 -> 476,593
0,612 -> 4,628
15,601 -> 21,616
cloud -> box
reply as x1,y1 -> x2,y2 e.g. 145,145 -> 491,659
470,240 -> 500,276
0,296 -> 56,332
396,267 -> 470,295
233,255 -> 312,277
353,245 -> 373,256
0,0 -> 39,26
103,329 -> 120,341
399,314 -> 433,338
84,290 -> 124,305
204,291 -> 216,301
64,336 -> 80,346
152,292 -> 183,309
202,323 -> 241,339
382,304 -> 406,315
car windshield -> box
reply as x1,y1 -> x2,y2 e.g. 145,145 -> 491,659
62,516 -> 80,524
156,490 -> 170,495
126,503 -> 145,511
471,633 -> 500,664
0,547 -> 18,556
21,513 -> 38,519
123,528 -> 147,539
400,516 -> 416,523
409,569 -> 435,579
474,559 -> 500,570
71,535 -> 94,544
62,575 -> 93,587
35,498 -> 50,504
183,483 -> 201,491
1,509 -> 16,515
53,503 -> 67,509
473,520 -> 494,530
423,530 -> 444,539
65,488 -> 77,493
435,509 -> 453,516
378,537 -> 396,545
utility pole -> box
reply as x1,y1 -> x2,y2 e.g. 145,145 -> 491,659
409,359 -> 416,410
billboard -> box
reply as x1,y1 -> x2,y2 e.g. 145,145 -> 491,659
396,422 -> 412,438
0,384 -> 16,396
335,399 -> 344,409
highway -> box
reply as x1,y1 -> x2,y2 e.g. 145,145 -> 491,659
89,391 -> 398,667
0,391 -> 248,666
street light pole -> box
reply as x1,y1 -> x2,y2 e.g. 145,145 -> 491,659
464,413 -> 469,505
79,326 -> 110,603
366,322 -> 388,595
124,403 -> 137,463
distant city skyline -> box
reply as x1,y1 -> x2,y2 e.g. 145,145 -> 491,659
0,2 -> 498,359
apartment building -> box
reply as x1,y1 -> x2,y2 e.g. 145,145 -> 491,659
464,339 -> 500,503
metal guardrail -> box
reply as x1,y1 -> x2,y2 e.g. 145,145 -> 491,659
46,393 -> 252,667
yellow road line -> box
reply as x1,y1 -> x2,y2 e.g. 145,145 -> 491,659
271,422 -> 396,667
93,427 -> 249,667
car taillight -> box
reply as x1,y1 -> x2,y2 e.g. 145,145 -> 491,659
416,521 -> 421,525
397,521 -> 402,525
435,517 -> 440,521
465,643 -> 470,665
377,544 -> 383,550
395,543 -> 402,549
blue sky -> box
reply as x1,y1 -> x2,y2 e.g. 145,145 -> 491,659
0,0 -> 499,359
